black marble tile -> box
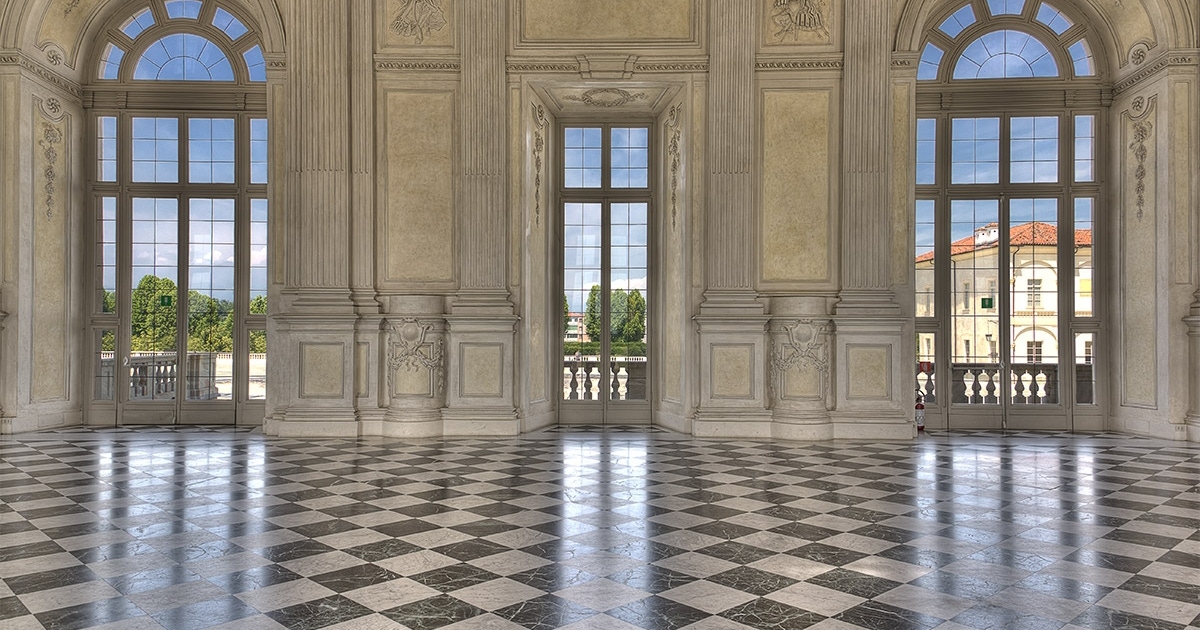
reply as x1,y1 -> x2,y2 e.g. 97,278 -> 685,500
266,594 -> 376,630
432,538 -> 511,562
207,563 -> 304,594
105,565 -> 203,595
1103,528 -> 1184,550
0,596 -> 30,621
607,565 -> 697,594
787,542 -> 869,567
607,595 -> 708,630
310,563 -> 402,592
258,539 -> 337,563
6,564 -> 101,595
410,563 -> 503,592
510,565 -> 602,592
696,540 -> 777,565
1015,573 -> 1113,604
769,521 -> 841,542
807,567 -> 902,599
909,570 -> 1009,599
371,518 -> 441,538
1064,549 -> 1152,574
836,600 -> 944,630
688,520 -> 760,540
151,595 -> 260,630
494,594 -> 598,630
708,566 -> 798,596
34,596 -> 145,630
951,604 -> 1065,630
1119,575 -> 1200,604
344,538 -> 421,562
720,598 -> 826,629
449,518 -> 521,537
164,538 -> 246,563
290,518 -> 360,539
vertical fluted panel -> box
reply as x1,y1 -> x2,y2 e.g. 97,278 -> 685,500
287,1 -> 350,288
842,0 -> 891,290
706,0 -> 755,290
349,0 -> 374,294
458,1 -> 507,291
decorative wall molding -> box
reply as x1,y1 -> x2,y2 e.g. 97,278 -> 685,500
43,43 -> 65,67
766,0 -> 831,44
1129,119 -> 1153,222
390,0 -> 448,44
0,52 -> 82,99
506,60 -> 581,74
375,58 -> 461,72
37,120 -> 63,220
769,319 -> 832,400
1128,41 -> 1153,66
561,87 -> 648,107
387,318 -> 445,396
530,102 -> 547,228
634,61 -> 708,73
1113,52 -> 1197,95
665,102 -> 683,231
506,57 -> 708,75
755,55 -> 843,71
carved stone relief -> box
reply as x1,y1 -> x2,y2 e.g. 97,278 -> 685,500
38,120 -> 63,220
387,318 -> 445,397
766,0 -> 830,45
1129,112 -> 1153,221
769,319 -> 831,401
391,0 -> 447,44
562,88 -> 648,108
665,102 -> 683,230
531,103 -> 547,228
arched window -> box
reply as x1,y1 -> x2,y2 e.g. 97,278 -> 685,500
87,0 -> 269,425
913,0 -> 1103,430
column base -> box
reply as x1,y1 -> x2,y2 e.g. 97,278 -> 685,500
692,410 -> 773,439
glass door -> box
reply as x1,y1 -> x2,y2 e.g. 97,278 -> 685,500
561,202 -> 650,423
946,197 -> 1068,430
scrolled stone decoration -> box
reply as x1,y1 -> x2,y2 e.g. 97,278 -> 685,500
1129,42 -> 1150,66
387,318 -> 445,396
1129,119 -> 1152,221
391,0 -> 447,44
531,103 -> 547,227
769,319 -> 832,401
562,88 -> 648,108
46,47 -> 63,66
665,102 -> 683,230
38,121 -> 63,220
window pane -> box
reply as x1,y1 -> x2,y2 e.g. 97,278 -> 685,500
94,329 -> 117,401
1074,115 -> 1095,182
130,198 -> 179,401
1074,198 -> 1094,317
916,118 -> 937,185
250,199 -> 268,311
121,8 -> 156,38
189,118 -> 236,183
916,332 -> 937,404
98,116 -> 117,181
951,117 -> 1000,184
949,199 -> 1001,405
248,329 -> 267,400
187,199 -> 236,401
611,203 -> 648,401
212,8 -> 248,40
988,0 -> 1025,16
939,4 -> 976,38
611,127 -> 649,189
1068,39 -> 1095,77
918,43 -> 944,81
165,0 -> 202,19
135,34 -> 235,81
915,199 -> 936,318
1010,115 -> 1059,183
250,118 -> 268,183
954,30 -> 1059,79
1035,3 -> 1074,35
100,44 -> 125,80
132,117 -> 179,183
1075,332 -> 1095,405
244,45 -> 266,82
1010,198 -> 1059,404
98,197 -> 118,313
564,202 -> 603,400
564,127 -> 602,189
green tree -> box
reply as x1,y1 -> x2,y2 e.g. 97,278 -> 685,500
584,285 -> 602,342
563,294 -> 570,333
102,290 -> 116,314
249,294 -> 267,315
130,275 -> 178,351
623,289 -> 646,343
609,289 -> 629,341
187,291 -> 233,352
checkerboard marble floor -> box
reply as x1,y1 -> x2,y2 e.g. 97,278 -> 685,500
1,426 -> 1197,630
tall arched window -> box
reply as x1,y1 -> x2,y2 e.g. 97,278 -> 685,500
88,0 -> 269,426
913,0 -> 1103,431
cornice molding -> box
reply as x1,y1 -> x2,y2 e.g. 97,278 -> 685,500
1113,51 -> 1199,96
0,51 -> 81,99
755,53 -> 842,71
375,55 -> 461,73
506,58 -> 580,74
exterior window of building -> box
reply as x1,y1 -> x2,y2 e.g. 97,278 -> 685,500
88,1 -> 268,424
913,0 -> 1102,416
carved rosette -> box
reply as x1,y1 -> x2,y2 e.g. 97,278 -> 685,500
386,318 -> 445,398
768,319 -> 832,403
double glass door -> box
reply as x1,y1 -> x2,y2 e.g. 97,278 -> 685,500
561,201 -> 650,424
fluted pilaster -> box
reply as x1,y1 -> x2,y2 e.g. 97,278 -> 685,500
838,0 -> 898,313
456,1 -> 508,304
703,0 -> 757,303
349,0 -> 375,309
286,1 -> 350,293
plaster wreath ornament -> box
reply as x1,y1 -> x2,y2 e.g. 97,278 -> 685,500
387,318 -> 445,396
563,88 -> 648,108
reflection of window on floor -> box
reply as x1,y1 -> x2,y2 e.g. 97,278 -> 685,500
1026,340 -> 1043,363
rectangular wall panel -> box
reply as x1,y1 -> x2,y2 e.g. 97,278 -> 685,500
520,0 -> 696,43
31,110 -> 69,403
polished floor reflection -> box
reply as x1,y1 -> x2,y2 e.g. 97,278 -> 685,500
1,426 -> 1198,630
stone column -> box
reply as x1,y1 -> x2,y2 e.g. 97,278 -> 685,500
692,0 -> 771,438
1186,295 -> 1200,441
349,0 -> 377,313
443,0 -> 519,434
272,2 -> 358,435
831,0 -> 911,438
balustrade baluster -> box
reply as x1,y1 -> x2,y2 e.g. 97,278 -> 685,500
969,367 -> 983,404
1013,368 -> 1028,404
568,365 -> 579,400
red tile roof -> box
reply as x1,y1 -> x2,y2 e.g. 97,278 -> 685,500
915,222 -> 1091,263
